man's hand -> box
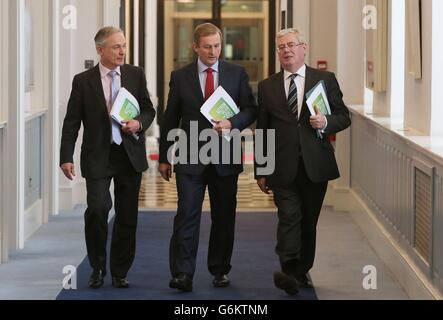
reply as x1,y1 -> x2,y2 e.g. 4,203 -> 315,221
61,163 -> 75,181
121,119 -> 141,135
158,163 -> 172,182
212,119 -> 232,135
309,106 -> 326,130
257,177 -> 271,194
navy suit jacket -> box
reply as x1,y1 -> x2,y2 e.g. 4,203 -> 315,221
160,60 -> 257,177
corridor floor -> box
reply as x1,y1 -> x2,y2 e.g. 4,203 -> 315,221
0,166 -> 408,299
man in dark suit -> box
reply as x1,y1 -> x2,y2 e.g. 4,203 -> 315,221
159,23 -> 257,292
60,27 -> 155,289
255,28 -> 351,295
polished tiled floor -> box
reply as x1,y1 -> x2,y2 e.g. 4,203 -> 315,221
139,164 -> 275,211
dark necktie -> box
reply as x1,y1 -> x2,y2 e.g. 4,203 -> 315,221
205,68 -> 214,100
288,74 -> 298,118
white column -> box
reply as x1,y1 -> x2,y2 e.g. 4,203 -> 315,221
7,0 -> 26,250
145,0 -> 159,138
46,0 -> 60,217
103,0 -> 120,27
0,0 -> 8,262
334,0 -> 365,194
390,0 -> 405,119
293,0 -> 311,63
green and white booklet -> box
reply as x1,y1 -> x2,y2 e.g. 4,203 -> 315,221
200,86 -> 239,141
110,87 -> 140,140
306,80 -> 331,116
306,80 -> 331,139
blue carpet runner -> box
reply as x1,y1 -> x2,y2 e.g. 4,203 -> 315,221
57,211 -> 317,300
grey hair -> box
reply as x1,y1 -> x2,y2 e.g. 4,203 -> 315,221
94,26 -> 124,46
276,28 -> 306,45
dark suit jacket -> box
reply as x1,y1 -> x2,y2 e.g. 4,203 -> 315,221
255,66 -> 351,186
60,64 -> 156,178
159,60 -> 257,177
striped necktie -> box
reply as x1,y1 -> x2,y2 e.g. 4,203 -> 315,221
288,74 -> 299,118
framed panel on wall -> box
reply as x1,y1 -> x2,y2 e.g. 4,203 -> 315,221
365,0 -> 388,92
406,0 -> 422,80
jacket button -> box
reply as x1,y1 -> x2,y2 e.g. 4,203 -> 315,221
298,124 -> 301,128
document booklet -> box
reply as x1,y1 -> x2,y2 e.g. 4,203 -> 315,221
305,80 -> 331,139
306,80 -> 331,116
200,86 -> 240,141
111,87 -> 140,123
110,87 -> 140,140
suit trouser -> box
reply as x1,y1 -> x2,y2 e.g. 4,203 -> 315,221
170,165 -> 238,278
271,159 -> 328,276
84,143 -> 142,278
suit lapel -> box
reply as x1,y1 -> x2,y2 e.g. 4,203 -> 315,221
89,65 -> 108,112
218,60 -> 226,88
300,66 -> 317,120
120,64 -> 128,89
274,71 -> 289,112
187,62 -> 204,103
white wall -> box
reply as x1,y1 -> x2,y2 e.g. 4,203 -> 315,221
58,0 -> 103,210
293,0 -> 311,63
310,0 -> 338,73
431,0 -> 443,136
336,0 -> 365,105
0,0 -> 8,121
404,0 -> 432,134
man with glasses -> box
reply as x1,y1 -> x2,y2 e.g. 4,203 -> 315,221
159,23 -> 257,292
255,28 -> 351,295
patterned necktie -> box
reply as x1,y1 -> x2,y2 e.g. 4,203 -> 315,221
288,74 -> 299,118
204,68 -> 214,100
109,70 -> 123,145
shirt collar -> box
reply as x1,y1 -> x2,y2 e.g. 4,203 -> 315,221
198,58 -> 219,73
99,63 -> 121,78
284,64 -> 306,80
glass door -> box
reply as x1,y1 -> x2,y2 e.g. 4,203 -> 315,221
159,0 -> 272,120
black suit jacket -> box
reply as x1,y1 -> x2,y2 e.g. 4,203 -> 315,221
159,60 -> 257,177
255,66 -> 351,185
60,64 -> 156,178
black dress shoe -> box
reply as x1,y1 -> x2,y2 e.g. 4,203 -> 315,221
112,276 -> 130,288
213,274 -> 230,288
296,274 -> 314,288
88,269 -> 106,289
273,271 -> 299,295
169,273 -> 193,292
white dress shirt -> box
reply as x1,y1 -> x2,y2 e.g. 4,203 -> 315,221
197,58 -> 219,97
283,64 -> 306,119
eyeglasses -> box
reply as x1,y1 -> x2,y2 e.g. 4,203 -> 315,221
277,42 -> 304,52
